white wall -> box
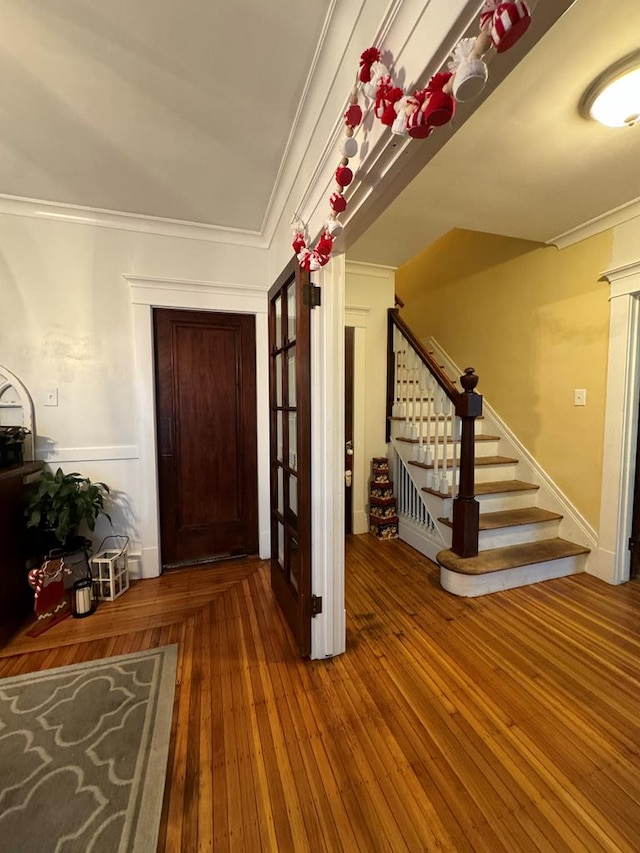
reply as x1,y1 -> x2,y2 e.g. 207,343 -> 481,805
0,210 -> 268,573
345,261 -> 396,534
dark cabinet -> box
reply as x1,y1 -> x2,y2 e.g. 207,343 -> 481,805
0,461 -> 43,645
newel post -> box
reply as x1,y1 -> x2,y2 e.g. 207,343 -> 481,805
452,368 -> 482,558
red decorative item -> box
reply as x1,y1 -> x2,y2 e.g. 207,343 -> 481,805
330,192 -> 347,213
405,91 -> 432,139
375,78 -> 404,126
316,231 -> 334,257
297,247 -> 313,270
335,166 -> 353,188
480,1 -> 531,53
344,104 -> 363,128
292,232 -> 306,254
359,47 -> 381,83
27,556 -> 71,634
480,0 -> 498,31
491,1 -> 531,52
422,72 -> 455,127
311,249 -> 331,270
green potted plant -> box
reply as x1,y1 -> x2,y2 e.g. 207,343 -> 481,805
25,467 -> 111,555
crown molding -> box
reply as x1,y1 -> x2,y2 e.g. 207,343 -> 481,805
549,196 -> 640,250
346,259 -> 397,277
0,193 -> 268,246
124,274 -> 268,302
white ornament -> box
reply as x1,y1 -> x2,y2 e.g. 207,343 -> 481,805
364,61 -> 389,99
324,218 -> 344,238
449,38 -> 487,102
453,58 -> 487,101
391,95 -> 411,136
341,137 -> 358,158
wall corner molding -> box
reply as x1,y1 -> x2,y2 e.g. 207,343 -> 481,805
549,197 -> 640,251
0,193 -> 268,246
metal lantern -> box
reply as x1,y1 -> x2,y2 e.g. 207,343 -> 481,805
90,536 -> 130,601
72,577 -> 94,618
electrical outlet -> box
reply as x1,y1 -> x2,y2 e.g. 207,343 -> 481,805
574,388 -> 586,406
44,388 -> 58,407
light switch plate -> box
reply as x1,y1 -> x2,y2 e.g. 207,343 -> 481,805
574,388 -> 586,406
44,388 -> 58,407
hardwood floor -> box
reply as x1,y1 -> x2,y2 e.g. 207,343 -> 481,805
2,535 -> 640,851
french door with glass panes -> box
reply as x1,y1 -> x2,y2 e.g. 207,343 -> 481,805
268,259 -> 313,657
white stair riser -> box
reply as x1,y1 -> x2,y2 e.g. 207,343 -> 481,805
440,554 -> 584,597
478,520 -> 561,550
475,464 -> 518,483
476,491 -> 538,512
471,441 -> 502,457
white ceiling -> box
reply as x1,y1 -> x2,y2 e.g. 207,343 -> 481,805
0,0 -> 330,232
351,0 -> 640,266
1,0 -> 638,264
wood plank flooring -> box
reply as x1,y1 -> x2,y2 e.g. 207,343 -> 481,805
2,535 -> 640,851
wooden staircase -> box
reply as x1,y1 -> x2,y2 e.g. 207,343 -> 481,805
392,413 -> 590,596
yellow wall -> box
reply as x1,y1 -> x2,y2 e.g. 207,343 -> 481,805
395,229 -> 613,529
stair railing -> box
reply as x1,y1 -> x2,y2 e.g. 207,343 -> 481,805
387,309 -> 482,558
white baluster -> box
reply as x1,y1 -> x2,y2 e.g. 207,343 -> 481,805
410,353 -> 419,440
424,377 -> 434,467
392,329 -> 403,418
440,396 -> 451,495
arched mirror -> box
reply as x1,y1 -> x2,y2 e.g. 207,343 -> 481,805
0,365 -> 35,464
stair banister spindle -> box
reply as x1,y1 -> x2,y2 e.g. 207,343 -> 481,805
411,353 -> 419,440
452,367 -> 482,558
440,395 -> 450,495
405,346 -> 413,439
414,364 -> 425,462
425,377 -> 433,467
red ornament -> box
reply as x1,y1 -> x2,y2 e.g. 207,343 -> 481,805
344,104 -> 363,128
405,90 -> 432,139
335,166 -> 353,188
292,232 -> 306,254
311,249 -> 331,269
316,231 -> 334,257
297,247 -> 313,270
422,72 -> 455,127
359,47 -> 381,83
374,79 -> 404,126
490,1 -> 531,53
330,192 -> 347,213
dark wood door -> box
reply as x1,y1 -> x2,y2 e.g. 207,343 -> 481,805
154,308 -> 258,567
268,260 -> 313,656
345,326 -> 355,535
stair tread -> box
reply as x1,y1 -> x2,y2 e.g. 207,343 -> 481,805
438,507 -> 563,531
437,538 -> 590,576
475,479 -> 540,495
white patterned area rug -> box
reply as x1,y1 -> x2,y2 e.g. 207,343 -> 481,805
0,645 -> 177,853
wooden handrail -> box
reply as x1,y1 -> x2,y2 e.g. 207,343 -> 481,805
387,308 -> 483,558
389,309 -> 459,403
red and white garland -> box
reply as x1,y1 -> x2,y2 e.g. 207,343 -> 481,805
293,0 -> 531,269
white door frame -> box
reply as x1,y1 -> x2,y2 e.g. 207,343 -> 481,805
125,275 -> 271,578
597,261 -> 640,584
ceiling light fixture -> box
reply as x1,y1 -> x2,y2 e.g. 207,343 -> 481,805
579,49 -> 640,128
